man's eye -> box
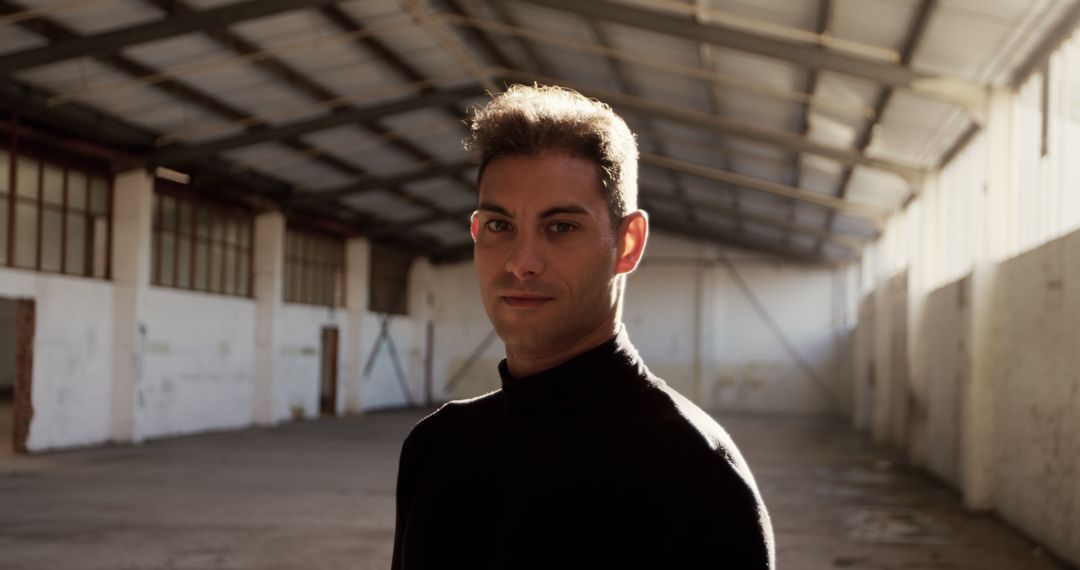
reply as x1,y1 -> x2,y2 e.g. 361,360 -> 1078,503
549,222 -> 576,233
485,220 -> 511,233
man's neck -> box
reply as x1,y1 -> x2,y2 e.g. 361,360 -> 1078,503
504,320 -> 620,378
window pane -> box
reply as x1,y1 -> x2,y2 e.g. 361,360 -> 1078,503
160,232 -> 175,286
195,206 -> 210,238
92,216 -> 108,279
226,216 -> 237,245
238,220 -> 250,246
68,172 -> 87,210
211,211 -> 223,243
41,208 -> 62,272
90,177 -> 109,215
177,234 -> 191,288
42,165 -> 63,206
178,200 -> 193,236
209,243 -> 223,292
15,157 -> 38,198
334,267 -> 344,306
237,252 -> 249,296
65,213 -> 86,275
290,261 -> 301,302
223,247 -> 236,294
160,195 -> 175,231
194,239 -> 208,290
15,202 -> 37,268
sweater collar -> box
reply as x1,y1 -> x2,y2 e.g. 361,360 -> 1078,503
497,324 -> 652,414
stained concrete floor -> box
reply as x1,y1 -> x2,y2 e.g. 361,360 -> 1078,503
0,410 -> 1067,570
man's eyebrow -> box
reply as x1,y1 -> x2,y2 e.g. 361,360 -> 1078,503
476,203 -> 512,217
539,205 -> 589,218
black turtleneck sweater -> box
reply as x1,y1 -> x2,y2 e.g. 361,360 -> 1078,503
391,327 -> 774,569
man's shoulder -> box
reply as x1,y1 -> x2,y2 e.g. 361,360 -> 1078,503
638,379 -> 755,480
402,389 -> 505,445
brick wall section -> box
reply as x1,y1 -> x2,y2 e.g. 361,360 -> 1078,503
12,299 -> 34,454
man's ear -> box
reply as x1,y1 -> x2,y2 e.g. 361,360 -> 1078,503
615,210 -> 648,275
470,211 -> 480,242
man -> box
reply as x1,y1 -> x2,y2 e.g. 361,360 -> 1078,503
391,84 -> 774,569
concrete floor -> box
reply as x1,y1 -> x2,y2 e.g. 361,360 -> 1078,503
0,410 -> 1067,570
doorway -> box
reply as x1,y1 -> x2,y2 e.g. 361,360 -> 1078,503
0,298 -> 34,457
319,327 -> 339,416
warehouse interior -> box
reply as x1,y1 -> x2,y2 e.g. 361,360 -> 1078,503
1,0 -> 1079,567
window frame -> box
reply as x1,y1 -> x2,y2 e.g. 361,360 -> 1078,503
0,143 -> 113,279
283,224 -> 346,308
152,181 -> 254,298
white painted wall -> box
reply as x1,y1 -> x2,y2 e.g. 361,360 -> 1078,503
850,227 -> 1080,565
275,303 -> 347,421
137,288 -> 256,440
425,231 -> 851,414
986,232 -> 1080,564
628,233 -> 845,414
0,268 -> 114,451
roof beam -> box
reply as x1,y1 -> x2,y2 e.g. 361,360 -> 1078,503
784,0 -> 831,248
288,160 -> 475,206
643,207 -> 838,264
640,152 -> 888,224
588,18 -> 696,222
1010,0 -> 1080,88
816,0 -> 938,254
640,188 -> 871,248
500,0 -> 985,110
0,0 -> 343,74
366,207 -> 475,239
149,85 -> 480,165
493,69 -> 925,184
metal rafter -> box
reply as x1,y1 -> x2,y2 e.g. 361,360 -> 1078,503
814,0 -> 938,255
149,85 -> 478,164
140,0 -> 478,235
289,160 -> 475,206
493,68 -> 925,183
784,0 -> 831,248
316,4 -> 479,191
0,0 -> 343,74
0,1 -> 446,255
587,18 -> 695,222
438,0 -> 518,70
644,207 -> 846,263
640,152 -> 887,224
692,0 -> 742,235
641,188 -> 870,247
498,0 -> 984,109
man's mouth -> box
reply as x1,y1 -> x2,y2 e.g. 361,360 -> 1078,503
500,293 -> 554,308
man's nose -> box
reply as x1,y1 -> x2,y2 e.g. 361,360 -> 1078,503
505,233 -> 544,280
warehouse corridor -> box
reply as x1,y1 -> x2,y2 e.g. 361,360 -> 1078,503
3,0 -> 1080,567
0,411 -> 1062,570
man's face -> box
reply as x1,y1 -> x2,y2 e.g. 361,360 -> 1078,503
472,153 -> 621,355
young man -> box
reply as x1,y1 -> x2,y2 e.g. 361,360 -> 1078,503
391,85 -> 774,569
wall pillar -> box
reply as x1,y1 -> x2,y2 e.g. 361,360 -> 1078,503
344,237 -> 371,413
253,212 -> 285,426
109,168 -> 154,444
959,88 -> 1013,511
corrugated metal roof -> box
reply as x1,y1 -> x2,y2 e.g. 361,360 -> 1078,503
0,0 -> 1075,263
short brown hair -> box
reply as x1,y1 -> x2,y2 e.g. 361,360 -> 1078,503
465,84 -> 638,234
